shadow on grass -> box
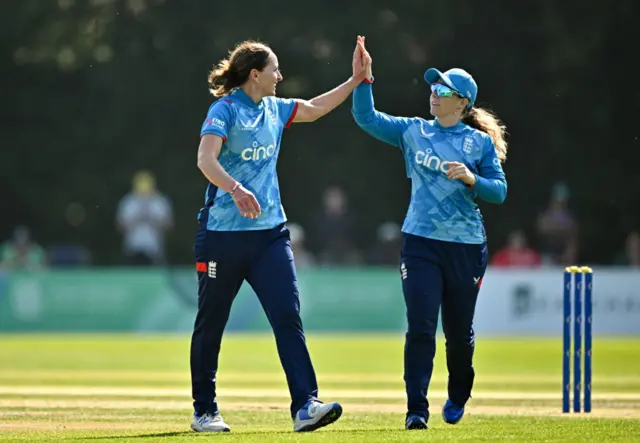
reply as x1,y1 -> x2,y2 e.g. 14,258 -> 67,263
73,428 -> 398,440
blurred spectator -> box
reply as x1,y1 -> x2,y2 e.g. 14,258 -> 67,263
535,183 -> 578,266
367,221 -> 402,266
490,230 -> 542,268
0,226 -> 46,271
614,231 -> 640,268
311,186 -> 360,265
116,170 -> 173,266
287,222 -> 315,268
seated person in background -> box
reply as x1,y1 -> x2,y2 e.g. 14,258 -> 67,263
491,230 -> 541,268
0,226 -> 46,271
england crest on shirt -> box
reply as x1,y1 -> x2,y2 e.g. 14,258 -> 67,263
463,136 -> 474,154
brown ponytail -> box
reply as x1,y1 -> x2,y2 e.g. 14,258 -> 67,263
462,106 -> 508,162
207,41 -> 272,97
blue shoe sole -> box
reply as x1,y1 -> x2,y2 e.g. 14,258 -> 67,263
442,408 -> 464,424
295,403 -> 343,432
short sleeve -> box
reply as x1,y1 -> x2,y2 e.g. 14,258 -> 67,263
200,100 -> 234,140
273,97 -> 299,129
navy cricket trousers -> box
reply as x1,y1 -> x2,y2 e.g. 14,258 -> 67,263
190,221 -> 318,418
401,233 -> 488,420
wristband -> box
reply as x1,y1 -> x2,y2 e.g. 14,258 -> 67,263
230,182 -> 240,194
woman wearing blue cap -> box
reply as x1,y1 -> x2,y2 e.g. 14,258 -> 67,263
351,37 -> 508,430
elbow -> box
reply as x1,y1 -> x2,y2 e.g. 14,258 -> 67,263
475,177 -> 507,204
498,183 -> 508,203
494,191 -> 507,204
307,113 -> 321,123
197,151 -> 210,172
197,156 -> 205,171
489,186 -> 508,204
351,110 -> 373,127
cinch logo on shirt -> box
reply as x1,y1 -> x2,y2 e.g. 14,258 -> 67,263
414,148 -> 449,173
241,141 -> 276,161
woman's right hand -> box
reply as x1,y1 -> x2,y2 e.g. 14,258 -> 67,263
231,184 -> 261,219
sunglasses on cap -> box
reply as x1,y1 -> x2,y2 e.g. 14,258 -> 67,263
431,83 -> 462,98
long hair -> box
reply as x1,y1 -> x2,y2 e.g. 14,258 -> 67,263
462,106 -> 508,162
207,41 -> 272,97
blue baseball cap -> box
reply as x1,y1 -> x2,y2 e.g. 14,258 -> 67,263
424,68 -> 477,108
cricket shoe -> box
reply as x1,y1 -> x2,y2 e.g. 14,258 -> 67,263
293,400 -> 343,432
405,413 -> 428,430
442,399 -> 465,424
190,412 -> 231,432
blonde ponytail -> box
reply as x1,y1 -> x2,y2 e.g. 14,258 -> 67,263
462,106 -> 508,162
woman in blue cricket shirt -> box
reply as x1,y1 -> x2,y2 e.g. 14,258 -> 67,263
352,37 -> 508,430
191,37 -> 370,433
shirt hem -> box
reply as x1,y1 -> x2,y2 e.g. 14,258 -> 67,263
401,226 -> 486,245
206,218 -> 287,232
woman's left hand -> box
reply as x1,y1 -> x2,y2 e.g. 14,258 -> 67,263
446,161 -> 477,186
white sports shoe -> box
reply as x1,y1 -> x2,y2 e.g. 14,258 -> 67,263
190,412 -> 231,432
293,400 -> 343,432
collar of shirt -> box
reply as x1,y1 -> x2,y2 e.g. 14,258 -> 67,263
434,119 -> 466,133
231,88 -> 264,110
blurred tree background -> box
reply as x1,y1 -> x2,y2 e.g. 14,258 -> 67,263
2,0 -> 638,265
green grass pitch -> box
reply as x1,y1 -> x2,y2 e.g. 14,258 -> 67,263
1,334 -> 639,442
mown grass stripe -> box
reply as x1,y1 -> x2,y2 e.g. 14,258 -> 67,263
2,386 -> 640,400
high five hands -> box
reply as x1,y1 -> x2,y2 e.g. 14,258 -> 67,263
354,37 -> 476,187
353,35 -> 373,82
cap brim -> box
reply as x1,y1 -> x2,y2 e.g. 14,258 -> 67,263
424,68 -> 456,91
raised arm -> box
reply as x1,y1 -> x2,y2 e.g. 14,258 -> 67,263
352,81 -> 413,148
292,79 -> 361,123
290,36 -> 370,123
351,37 -> 412,148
